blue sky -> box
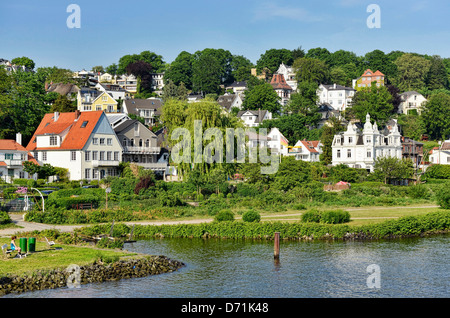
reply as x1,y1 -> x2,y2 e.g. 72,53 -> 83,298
1,0 -> 449,71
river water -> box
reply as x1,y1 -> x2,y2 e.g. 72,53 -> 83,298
3,234 -> 449,298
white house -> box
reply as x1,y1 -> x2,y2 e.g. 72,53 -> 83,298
116,74 -> 138,93
398,91 -> 427,115
236,110 -> 272,127
0,134 -> 38,183
288,140 -> 322,162
26,110 -> 123,181
317,83 -> 356,112
95,83 -> 129,102
275,63 -> 297,91
332,114 -> 402,172
218,93 -> 244,112
267,128 -> 289,156
429,140 -> 450,165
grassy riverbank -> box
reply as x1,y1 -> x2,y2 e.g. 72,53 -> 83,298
0,239 -> 135,277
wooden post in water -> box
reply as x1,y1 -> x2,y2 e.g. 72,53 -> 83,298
274,232 -> 280,260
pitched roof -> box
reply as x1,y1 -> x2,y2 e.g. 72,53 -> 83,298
26,111 -> 104,151
362,69 -> 384,77
237,110 -> 270,124
321,84 -> 355,91
299,140 -> 320,153
123,98 -> 162,115
270,74 -> 292,91
0,139 -> 27,152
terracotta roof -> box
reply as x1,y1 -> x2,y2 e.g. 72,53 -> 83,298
0,139 -> 27,152
270,74 -> 292,91
0,161 -> 6,166
300,140 -> 320,153
362,69 -> 384,77
26,111 -> 104,151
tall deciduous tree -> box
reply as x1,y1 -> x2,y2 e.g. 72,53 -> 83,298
11,56 -> 35,70
374,156 -> 413,184
126,60 -> 153,96
256,48 -> 294,77
393,53 -> 431,92
426,55 -> 449,90
164,51 -> 194,89
421,92 -> 450,140
241,83 -> 281,114
293,57 -> 329,85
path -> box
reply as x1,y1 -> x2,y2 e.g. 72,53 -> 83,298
0,204 -> 440,237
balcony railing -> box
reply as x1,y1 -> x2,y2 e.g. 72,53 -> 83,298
4,159 -> 23,167
91,160 -> 120,167
132,162 -> 167,170
123,146 -> 161,154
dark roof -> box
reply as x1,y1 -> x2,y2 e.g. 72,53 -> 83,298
227,81 -> 247,88
123,98 -> 162,116
114,118 -> 157,137
237,110 -> 270,124
217,94 -> 238,111
270,74 -> 292,91
321,84 -> 355,91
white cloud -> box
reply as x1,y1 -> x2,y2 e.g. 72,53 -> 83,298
253,2 -> 323,23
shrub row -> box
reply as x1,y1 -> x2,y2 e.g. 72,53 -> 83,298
74,210 -> 450,240
301,209 -> 350,224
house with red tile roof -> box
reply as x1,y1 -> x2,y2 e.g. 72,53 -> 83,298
429,140 -> 450,165
26,110 -> 123,181
0,133 -> 38,183
288,139 -> 323,162
352,69 -> 385,91
270,74 -> 292,106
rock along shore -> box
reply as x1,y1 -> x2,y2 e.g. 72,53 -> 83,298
0,255 -> 185,296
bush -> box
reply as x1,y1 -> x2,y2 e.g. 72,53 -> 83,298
301,209 -> 321,223
214,209 -> 235,222
0,211 -> 11,225
242,209 -> 261,223
320,210 -> 351,224
436,186 -> 450,209
301,209 -> 350,224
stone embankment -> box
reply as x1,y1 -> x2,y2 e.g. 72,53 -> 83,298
0,255 -> 185,296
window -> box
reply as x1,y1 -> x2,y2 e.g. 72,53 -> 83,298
107,151 -> 112,161
367,151 -> 372,158
71,151 -> 76,161
114,151 -> 119,161
5,153 -> 13,160
92,151 -> 98,160
102,96 -> 108,101
107,138 -> 112,146
145,139 -> 150,147
100,151 -> 105,161
100,138 -> 105,145
96,105 -> 102,111
93,169 -> 98,179
122,138 -> 127,147
139,139 -> 143,147
50,136 -> 58,145
347,149 -> 352,158
93,138 -> 98,145
42,151 -> 47,161
337,150 -> 341,158
85,169 -> 91,179
81,121 -> 88,128
85,151 -> 91,161
348,137 -> 353,144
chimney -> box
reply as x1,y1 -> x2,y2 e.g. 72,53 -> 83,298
54,112 -> 59,122
75,109 -> 81,119
333,83 -> 336,89
16,132 -> 22,145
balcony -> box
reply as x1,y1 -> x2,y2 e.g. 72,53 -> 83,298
91,160 -> 120,168
133,162 -> 167,171
4,159 -> 23,167
123,146 -> 161,154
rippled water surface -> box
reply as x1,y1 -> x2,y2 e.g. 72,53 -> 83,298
4,235 -> 449,298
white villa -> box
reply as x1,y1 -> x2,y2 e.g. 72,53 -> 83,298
332,114 -> 402,172
0,134 -> 38,183
288,140 -> 323,162
317,83 -> 356,112
398,91 -> 427,115
429,140 -> 450,165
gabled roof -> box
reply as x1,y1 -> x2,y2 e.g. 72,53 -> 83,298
298,140 -> 320,153
270,74 -> 292,91
123,98 -> 162,115
0,140 -> 27,152
26,111 -> 105,151
321,84 -> 355,91
237,110 -> 270,124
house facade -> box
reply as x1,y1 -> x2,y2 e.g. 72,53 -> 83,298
288,140 -> 322,162
236,110 -> 272,127
77,88 -> 119,113
429,140 -> 450,165
218,93 -> 244,112
398,91 -> 427,115
123,98 -> 162,126
332,114 -> 402,172
116,74 -> 138,94
401,137 -> 423,169
275,63 -> 297,91
26,111 -> 123,181
0,134 -> 37,183
317,83 -> 356,112
270,74 -> 292,105
114,119 -> 166,173
352,69 -> 385,91
267,128 -> 289,156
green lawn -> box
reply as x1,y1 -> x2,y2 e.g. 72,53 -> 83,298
0,239 -> 136,276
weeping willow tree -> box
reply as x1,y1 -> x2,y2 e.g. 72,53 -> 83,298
161,97 -> 244,183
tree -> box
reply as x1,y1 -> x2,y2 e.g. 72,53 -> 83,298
397,114 -> 425,141
50,94 -> 76,112
305,47 -> 331,65
241,83 -> 281,114
293,57 -> 329,85
347,86 -> 394,126
11,56 -> 35,70
105,63 -> 118,75
285,81 -> 319,115
23,162 -> 56,179
320,117 -> 344,165
393,53 -> 431,92
256,48 -> 294,77
164,51 -> 194,89
126,60 -> 153,96
117,51 -> 166,75
272,156 -> 312,191
426,55 -> 449,90
192,53 -> 222,95
91,65 -> 104,74
363,49 -> 397,82
421,92 -> 450,140
374,156 -> 413,184
230,55 -> 254,82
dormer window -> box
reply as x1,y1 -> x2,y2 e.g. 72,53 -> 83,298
50,136 -> 58,146
81,121 -> 88,128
